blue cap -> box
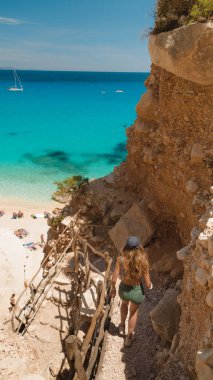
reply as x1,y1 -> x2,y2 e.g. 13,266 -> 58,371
124,236 -> 140,250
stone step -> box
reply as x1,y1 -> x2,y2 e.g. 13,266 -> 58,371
80,285 -> 97,317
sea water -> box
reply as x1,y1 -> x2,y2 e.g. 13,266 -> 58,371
0,70 -> 148,202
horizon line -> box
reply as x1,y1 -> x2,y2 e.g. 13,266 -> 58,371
0,67 -> 150,73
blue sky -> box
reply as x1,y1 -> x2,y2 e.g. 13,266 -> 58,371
0,0 -> 156,71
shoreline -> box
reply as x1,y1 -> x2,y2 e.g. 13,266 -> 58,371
0,195 -> 62,318
0,195 -> 60,213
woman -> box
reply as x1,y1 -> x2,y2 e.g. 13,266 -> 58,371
110,236 -> 152,347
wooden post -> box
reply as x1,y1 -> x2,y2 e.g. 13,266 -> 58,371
83,240 -> 90,289
96,280 -> 103,308
65,335 -> 87,380
86,305 -> 110,378
65,335 -> 76,361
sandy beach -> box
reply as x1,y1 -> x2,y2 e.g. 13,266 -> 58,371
0,196 -> 59,319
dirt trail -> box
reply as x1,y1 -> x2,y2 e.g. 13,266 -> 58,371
98,277 -> 165,380
98,275 -> 190,380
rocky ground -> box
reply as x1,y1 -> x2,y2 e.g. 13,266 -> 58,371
98,275 -> 190,380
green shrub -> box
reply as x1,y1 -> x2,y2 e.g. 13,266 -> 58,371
190,0 -> 213,21
52,175 -> 89,201
152,0 -> 195,34
48,215 -> 63,227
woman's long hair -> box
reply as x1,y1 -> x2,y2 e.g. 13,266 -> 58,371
122,246 -> 149,279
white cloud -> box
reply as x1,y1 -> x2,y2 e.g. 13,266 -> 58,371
0,16 -> 24,25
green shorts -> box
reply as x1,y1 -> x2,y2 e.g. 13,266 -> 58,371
118,281 -> 145,304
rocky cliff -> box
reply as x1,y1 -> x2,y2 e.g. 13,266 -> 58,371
45,18 -> 213,379
117,19 -> 213,379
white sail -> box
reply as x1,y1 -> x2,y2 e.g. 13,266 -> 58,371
8,69 -> 24,92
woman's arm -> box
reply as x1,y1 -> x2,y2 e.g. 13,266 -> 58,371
110,257 -> 120,297
144,271 -> 153,289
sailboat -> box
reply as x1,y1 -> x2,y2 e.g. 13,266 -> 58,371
8,69 -> 24,92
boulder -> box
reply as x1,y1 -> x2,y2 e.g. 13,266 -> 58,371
195,268 -> 209,286
150,289 -> 181,342
195,349 -> 213,380
177,245 -> 191,261
81,285 -> 97,317
149,22 -> 213,85
108,202 -> 156,251
152,253 -> 177,273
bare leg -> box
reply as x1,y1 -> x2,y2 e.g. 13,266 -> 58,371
120,300 -> 129,327
127,301 -> 139,337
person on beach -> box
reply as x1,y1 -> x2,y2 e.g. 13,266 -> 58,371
0,210 -> 5,217
40,234 -> 45,247
12,212 -> 18,219
110,236 -> 152,347
14,229 -> 29,239
18,210 -> 24,218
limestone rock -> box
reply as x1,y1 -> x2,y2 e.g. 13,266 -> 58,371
52,288 -> 69,305
54,273 -> 71,286
191,144 -> 203,164
149,22 -> 213,85
190,227 -> 201,242
108,202 -> 156,251
136,89 -> 159,122
186,180 -> 199,193
206,290 -> 213,308
195,349 -> 213,380
90,271 -> 104,287
198,232 -> 211,249
177,245 -> 191,261
20,375 -> 45,380
81,285 -> 97,317
195,268 -> 208,286
208,236 -> 213,256
0,357 -> 27,373
150,289 -> 181,342
35,328 -> 55,343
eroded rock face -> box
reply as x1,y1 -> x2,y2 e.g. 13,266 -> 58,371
195,349 -> 213,380
149,22 -> 213,85
150,289 -> 181,342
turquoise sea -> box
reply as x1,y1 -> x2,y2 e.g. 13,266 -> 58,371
0,70 -> 148,202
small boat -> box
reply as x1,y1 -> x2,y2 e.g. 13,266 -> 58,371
8,69 -> 24,92
115,90 -> 124,93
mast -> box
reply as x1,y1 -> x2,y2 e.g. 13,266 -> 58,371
14,69 -> 17,88
16,71 -> 23,89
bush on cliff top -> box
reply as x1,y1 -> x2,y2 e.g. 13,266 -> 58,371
190,0 -> 213,21
152,0 -> 213,34
152,0 -> 194,34
52,175 -> 89,202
